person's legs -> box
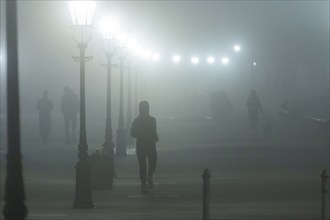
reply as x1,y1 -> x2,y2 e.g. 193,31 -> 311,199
147,146 -> 157,188
136,147 -> 147,192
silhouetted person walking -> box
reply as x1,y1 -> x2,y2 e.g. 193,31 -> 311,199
37,90 -> 53,144
61,86 -> 79,144
131,101 -> 159,193
246,90 -> 263,131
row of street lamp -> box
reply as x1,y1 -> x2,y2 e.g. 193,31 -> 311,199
68,0 -> 255,209
68,0 -> 161,208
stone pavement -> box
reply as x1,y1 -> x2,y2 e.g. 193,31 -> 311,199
1,116 -> 329,220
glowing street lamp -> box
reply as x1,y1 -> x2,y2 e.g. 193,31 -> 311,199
233,45 -> 241,53
98,16 -> 119,40
252,61 -> 257,67
172,55 -> 181,63
69,1 -> 96,209
191,57 -> 199,65
207,56 -> 215,64
221,57 -> 230,65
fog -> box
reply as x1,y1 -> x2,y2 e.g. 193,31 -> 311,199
0,1 -> 329,219
1,1 -> 329,119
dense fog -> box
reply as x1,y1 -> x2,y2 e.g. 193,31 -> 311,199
0,1 -> 329,219
1,1 -> 328,121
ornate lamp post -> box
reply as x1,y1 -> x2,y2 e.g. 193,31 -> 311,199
125,57 -> 133,144
125,39 -> 138,145
134,63 -> 139,117
91,17 -> 119,190
68,1 -> 95,208
3,1 -> 28,219
116,33 -> 128,156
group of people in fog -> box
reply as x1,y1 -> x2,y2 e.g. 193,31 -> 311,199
37,87 -> 264,193
36,86 -> 79,144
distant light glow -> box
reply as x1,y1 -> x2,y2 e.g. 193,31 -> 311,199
207,56 -> 215,64
117,32 -> 129,48
152,53 -> 160,61
253,61 -> 257,66
191,57 -> 199,65
221,57 -> 230,65
141,49 -> 152,60
233,45 -> 241,52
172,55 -> 181,63
68,1 -> 96,26
98,16 -> 120,40
126,37 -> 138,54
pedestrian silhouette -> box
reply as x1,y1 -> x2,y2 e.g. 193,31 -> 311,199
61,86 -> 79,144
37,90 -> 53,144
131,101 -> 159,193
246,90 -> 263,131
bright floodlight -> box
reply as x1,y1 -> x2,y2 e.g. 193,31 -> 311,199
152,53 -> 160,61
253,61 -> 257,66
98,16 -> 119,40
207,56 -> 215,64
172,55 -> 181,63
191,57 -> 199,65
233,45 -> 241,52
221,57 -> 229,65
69,1 -> 96,26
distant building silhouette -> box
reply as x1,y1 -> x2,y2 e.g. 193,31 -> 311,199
131,101 -> 159,193
37,90 -> 53,144
61,86 -> 79,144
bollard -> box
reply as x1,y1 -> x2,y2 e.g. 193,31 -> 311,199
321,169 -> 329,220
202,169 -> 211,220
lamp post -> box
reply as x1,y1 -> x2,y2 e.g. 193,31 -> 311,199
134,63 -> 139,117
90,17 -> 119,190
125,39 -> 138,145
3,1 -> 28,219
69,1 -> 95,208
125,58 -> 133,144
116,33 -> 128,156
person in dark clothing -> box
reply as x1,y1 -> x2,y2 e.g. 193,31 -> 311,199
246,90 -> 263,131
131,101 -> 159,193
61,86 -> 79,144
37,90 -> 53,144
